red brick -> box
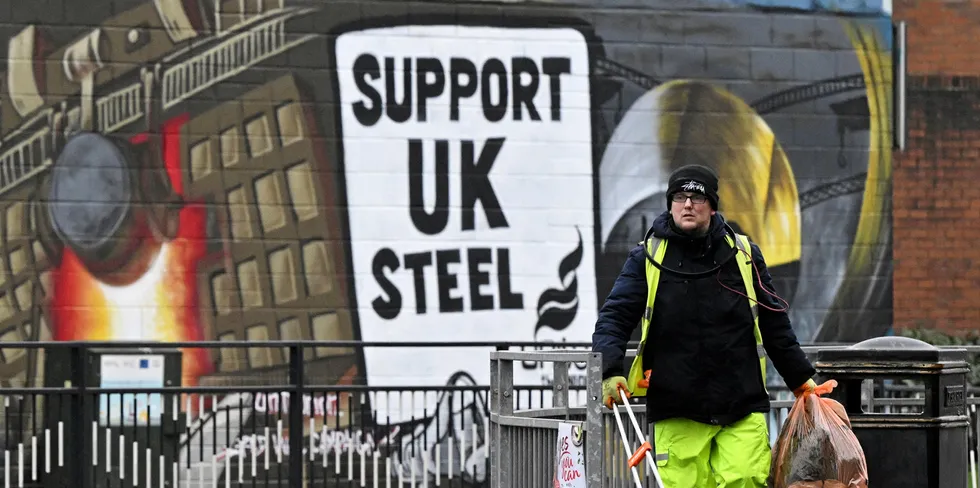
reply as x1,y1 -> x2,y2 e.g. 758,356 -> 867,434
897,0 -> 980,75
891,0 -> 980,337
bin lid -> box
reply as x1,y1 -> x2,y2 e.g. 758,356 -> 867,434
815,336 -> 967,362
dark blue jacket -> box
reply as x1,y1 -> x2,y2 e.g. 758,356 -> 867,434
592,211 -> 815,425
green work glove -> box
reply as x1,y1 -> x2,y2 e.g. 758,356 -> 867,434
793,378 -> 818,398
602,376 -> 631,409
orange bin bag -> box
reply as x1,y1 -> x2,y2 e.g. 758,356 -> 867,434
769,380 -> 870,488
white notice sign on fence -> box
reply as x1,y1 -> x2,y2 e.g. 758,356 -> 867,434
99,354 -> 165,426
554,421 -> 586,488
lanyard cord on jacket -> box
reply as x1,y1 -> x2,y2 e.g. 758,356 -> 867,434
640,223 -> 790,313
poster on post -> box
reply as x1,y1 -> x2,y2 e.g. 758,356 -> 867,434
554,421 -> 586,488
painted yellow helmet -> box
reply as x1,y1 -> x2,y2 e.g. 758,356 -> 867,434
599,79 -> 801,268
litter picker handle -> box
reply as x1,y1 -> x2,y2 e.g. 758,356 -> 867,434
628,441 -> 651,469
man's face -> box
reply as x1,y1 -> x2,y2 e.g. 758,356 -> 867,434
670,192 -> 715,234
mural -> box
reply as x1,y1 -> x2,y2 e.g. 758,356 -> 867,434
0,0 -> 893,485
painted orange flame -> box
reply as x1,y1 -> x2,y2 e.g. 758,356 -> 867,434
50,209 -> 211,385
50,114 -> 214,398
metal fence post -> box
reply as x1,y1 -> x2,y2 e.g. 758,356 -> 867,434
71,344 -> 92,488
553,359 -> 569,411
491,344 -> 507,470
492,353 -> 514,488
288,344 -> 304,487
489,352 -> 499,488
585,352 -> 604,488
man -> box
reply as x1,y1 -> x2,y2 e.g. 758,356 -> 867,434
592,164 -> 817,488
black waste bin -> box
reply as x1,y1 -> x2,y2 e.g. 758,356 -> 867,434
815,336 -> 970,488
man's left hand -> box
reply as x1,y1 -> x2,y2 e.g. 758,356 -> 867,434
793,378 -> 817,398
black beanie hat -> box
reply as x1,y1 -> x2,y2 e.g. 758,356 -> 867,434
666,164 -> 720,210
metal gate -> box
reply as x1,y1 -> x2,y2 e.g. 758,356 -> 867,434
489,350 -> 657,488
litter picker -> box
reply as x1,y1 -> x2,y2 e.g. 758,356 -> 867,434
610,374 -> 667,488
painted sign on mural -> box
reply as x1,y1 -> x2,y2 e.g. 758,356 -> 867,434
335,24 -> 597,412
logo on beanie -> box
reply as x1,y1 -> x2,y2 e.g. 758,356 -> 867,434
681,180 -> 706,194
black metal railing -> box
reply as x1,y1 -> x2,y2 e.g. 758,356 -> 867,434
0,340 -> 976,488
0,340 -> 608,488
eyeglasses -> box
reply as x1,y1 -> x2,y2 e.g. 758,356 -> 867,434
671,193 -> 708,204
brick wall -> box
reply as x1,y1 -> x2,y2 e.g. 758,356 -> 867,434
897,0 -> 980,74
893,1 -> 980,333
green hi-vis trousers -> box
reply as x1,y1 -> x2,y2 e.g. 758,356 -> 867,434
650,412 -> 771,488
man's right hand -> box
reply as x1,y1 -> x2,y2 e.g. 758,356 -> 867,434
601,376 -> 631,409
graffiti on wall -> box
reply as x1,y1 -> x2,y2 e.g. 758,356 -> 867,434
0,0 -> 893,484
